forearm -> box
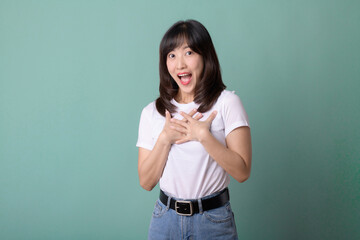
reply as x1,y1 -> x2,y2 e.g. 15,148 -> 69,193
199,130 -> 251,182
138,133 -> 171,191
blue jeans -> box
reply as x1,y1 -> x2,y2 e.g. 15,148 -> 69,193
148,191 -> 238,240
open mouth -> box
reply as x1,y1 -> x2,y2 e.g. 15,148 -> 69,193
177,73 -> 192,85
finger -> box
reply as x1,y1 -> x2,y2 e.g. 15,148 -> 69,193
206,110 -> 218,123
193,113 -> 203,121
187,108 -> 198,119
170,125 -> 187,134
181,108 -> 197,122
175,138 -> 189,144
170,118 -> 188,128
165,110 -> 171,123
179,111 -> 194,122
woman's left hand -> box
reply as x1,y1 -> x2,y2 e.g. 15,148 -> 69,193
170,110 -> 217,144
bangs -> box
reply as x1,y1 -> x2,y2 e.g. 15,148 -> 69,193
162,32 -> 189,55
160,23 -> 200,56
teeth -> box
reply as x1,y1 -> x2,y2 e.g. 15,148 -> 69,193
178,73 -> 191,77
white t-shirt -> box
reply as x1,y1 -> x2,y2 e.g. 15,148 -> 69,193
136,90 -> 249,199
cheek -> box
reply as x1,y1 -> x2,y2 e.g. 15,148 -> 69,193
191,56 -> 203,71
166,61 -> 174,74
166,65 -> 176,81
194,60 -> 204,75
199,61 -> 204,73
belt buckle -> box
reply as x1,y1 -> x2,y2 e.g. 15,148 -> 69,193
175,200 -> 193,216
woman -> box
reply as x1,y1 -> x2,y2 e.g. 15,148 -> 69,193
136,19 -> 251,239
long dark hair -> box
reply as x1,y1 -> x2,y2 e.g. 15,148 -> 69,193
155,20 -> 226,116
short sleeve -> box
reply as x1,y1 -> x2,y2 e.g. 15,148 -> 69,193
221,91 -> 250,137
136,104 -> 154,150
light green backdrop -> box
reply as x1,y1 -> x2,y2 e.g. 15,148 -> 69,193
1,0 -> 359,239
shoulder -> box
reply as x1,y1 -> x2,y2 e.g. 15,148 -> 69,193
217,90 -> 243,106
142,101 -> 156,113
140,101 -> 162,119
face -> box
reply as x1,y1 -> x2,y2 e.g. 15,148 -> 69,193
166,42 -> 204,100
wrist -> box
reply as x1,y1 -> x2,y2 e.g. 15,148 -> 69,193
198,128 -> 212,143
158,131 -> 173,147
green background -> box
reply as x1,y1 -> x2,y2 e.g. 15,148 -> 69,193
1,0 -> 359,239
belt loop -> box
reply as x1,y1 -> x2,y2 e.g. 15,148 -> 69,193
166,195 -> 171,210
198,198 -> 203,214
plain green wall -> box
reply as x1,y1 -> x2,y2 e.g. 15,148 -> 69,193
1,0 -> 359,239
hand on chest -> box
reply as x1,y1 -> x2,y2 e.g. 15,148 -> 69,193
151,107 -> 225,145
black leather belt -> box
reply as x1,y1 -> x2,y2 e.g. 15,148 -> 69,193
159,188 -> 229,216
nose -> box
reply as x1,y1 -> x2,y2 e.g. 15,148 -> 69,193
176,56 -> 186,70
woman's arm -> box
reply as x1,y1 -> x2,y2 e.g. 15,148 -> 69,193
199,126 -> 251,182
138,133 -> 171,191
171,111 -> 252,183
138,109 -> 202,191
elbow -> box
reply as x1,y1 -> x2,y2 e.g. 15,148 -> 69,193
141,185 -> 154,191
235,171 -> 251,183
138,168 -> 157,191
139,178 -> 156,191
237,175 -> 250,183
235,158 -> 251,183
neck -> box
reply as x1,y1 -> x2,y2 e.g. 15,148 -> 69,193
175,92 -> 194,104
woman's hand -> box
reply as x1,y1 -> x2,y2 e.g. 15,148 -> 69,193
170,110 -> 217,144
160,109 -> 203,144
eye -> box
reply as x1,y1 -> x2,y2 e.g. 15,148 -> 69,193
168,53 -> 175,59
185,51 -> 192,56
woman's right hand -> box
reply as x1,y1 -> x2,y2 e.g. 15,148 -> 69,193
138,109 -> 202,191
160,109 -> 202,144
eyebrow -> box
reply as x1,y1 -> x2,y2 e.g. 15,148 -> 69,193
169,45 -> 190,53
